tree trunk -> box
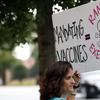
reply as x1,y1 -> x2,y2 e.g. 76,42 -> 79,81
36,0 -> 55,76
2,68 -> 6,85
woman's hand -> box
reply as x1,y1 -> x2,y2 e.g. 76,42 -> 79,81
73,70 -> 81,88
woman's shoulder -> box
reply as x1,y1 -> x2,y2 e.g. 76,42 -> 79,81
49,97 -> 65,100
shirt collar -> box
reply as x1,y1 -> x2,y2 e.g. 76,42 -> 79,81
49,97 -> 65,100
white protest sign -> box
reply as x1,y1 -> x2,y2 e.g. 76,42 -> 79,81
52,0 -> 100,73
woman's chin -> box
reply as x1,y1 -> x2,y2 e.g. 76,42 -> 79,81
69,89 -> 74,93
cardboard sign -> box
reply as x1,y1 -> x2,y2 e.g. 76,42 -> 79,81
52,0 -> 100,73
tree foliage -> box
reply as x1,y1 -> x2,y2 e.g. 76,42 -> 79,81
0,0 -> 36,50
12,64 -> 27,81
0,51 -> 18,85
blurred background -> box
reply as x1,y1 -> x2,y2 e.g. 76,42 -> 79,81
0,0 -> 100,100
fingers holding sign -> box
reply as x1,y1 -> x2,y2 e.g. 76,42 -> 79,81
73,70 -> 81,88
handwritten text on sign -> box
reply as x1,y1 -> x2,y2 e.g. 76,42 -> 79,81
52,0 -> 100,73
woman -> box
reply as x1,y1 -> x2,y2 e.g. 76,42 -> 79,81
39,61 -> 80,100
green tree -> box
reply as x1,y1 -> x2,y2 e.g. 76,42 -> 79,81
31,43 -> 39,77
0,0 -> 96,75
0,51 -> 17,85
12,64 -> 27,82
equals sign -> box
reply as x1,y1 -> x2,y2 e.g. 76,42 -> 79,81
85,34 -> 90,40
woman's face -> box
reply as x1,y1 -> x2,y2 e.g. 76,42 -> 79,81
62,68 -> 75,94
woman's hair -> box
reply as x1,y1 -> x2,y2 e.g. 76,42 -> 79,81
39,61 -> 73,100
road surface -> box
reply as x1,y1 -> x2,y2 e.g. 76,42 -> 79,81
0,85 -> 40,100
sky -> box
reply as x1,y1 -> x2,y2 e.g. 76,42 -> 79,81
13,43 -> 32,61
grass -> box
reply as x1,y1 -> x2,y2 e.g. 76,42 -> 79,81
7,78 -> 37,86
